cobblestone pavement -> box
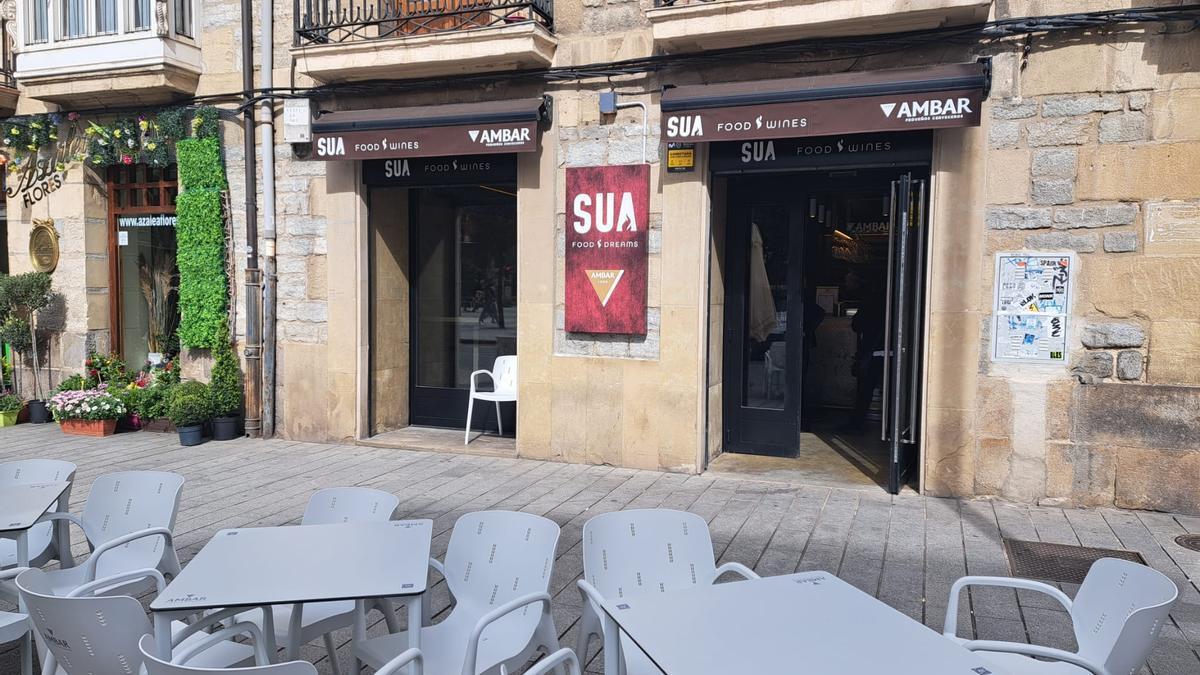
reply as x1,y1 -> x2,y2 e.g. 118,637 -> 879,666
2,425 -> 1198,673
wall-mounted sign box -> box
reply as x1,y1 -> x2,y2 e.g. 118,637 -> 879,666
565,164 -> 650,335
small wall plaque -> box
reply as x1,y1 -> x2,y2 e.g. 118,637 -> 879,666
28,219 -> 60,273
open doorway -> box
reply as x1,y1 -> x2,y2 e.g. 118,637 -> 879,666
717,159 -> 930,493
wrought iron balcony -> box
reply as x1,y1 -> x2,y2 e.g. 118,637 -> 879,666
294,0 -> 554,46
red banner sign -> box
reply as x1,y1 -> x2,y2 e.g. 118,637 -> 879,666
565,164 -> 650,335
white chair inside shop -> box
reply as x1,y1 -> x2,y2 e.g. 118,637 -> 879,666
231,487 -> 402,675
352,510 -> 563,675
465,355 -> 518,445
17,567 -> 257,674
0,459 -> 77,570
575,509 -> 760,674
943,557 -> 1180,675
32,471 -> 185,598
763,342 -> 786,398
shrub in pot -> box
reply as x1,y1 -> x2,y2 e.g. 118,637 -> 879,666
47,387 -> 126,437
209,335 -> 242,441
0,394 -> 22,427
167,380 -> 212,447
0,272 -> 55,422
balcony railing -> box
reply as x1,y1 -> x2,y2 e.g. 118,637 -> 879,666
294,0 -> 553,46
22,0 -> 193,47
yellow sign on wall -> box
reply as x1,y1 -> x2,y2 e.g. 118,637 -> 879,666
29,219 -> 60,273
666,143 -> 695,173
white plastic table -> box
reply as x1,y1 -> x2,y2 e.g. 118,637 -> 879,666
598,571 -> 1007,675
150,520 -> 433,674
0,480 -> 71,675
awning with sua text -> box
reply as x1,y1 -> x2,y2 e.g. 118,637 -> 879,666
661,61 -> 990,143
310,97 -> 550,160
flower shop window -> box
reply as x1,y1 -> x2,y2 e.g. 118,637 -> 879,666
107,163 -> 180,369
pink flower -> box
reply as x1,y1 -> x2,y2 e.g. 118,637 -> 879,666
121,154 -> 133,165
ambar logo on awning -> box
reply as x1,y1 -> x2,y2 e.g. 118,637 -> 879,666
468,127 -> 532,146
880,97 -> 973,122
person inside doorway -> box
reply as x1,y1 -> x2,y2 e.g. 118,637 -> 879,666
843,269 -> 885,433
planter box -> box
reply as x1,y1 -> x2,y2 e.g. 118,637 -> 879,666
0,410 -> 17,427
61,419 -> 118,437
141,418 -> 177,433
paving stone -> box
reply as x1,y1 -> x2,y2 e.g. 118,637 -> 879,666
986,206 -> 1052,230
1117,349 -> 1145,380
1025,231 -> 1097,253
1104,230 -> 1139,252
1081,322 -> 1146,348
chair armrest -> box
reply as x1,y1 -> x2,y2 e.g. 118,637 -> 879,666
68,568 -> 166,597
82,527 -> 175,582
526,648 -> 581,675
170,606 -> 254,647
376,648 -> 424,675
714,562 -> 760,581
462,591 -> 552,675
428,557 -> 445,576
961,640 -> 1108,675
174,621 -> 272,667
35,511 -> 91,542
943,575 -> 1073,637
468,370 -> 494,395
577,578 -> 605,608
0,567 -> 29,582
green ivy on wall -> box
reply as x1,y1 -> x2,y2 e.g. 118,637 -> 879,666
173,118 -> 229,350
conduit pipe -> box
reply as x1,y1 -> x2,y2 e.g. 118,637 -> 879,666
241,0 -> 262,437
260,0 -> 278,436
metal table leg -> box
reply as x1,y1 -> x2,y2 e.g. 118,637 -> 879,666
407,595 -> 422,675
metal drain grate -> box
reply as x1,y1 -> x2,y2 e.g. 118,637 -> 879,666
1176,534 -> 1200,553
1003,539 -> 1146,585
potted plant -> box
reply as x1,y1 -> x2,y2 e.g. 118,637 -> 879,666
134,358 -> 180,432
209,335 -> 242,441
0,273 -> 54,423
167,380 -> 212,446
47,387 -> 126,436
0,394 -> 22,427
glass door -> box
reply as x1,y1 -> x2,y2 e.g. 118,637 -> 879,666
722,177 -> 806,456
409,185 -> 517,431
883,174 -> 928,493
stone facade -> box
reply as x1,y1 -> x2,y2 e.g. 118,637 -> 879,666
5,0 -> 1199,513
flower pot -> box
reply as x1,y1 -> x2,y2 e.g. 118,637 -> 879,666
212,415 -> 241,441
177,424 -> 206,447
0,410 -> 17,427
117,415 -> 143,432
28,400 -> 51,424
61,418 -> 117,437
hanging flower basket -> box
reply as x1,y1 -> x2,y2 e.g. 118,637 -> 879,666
61,418 -> 118,437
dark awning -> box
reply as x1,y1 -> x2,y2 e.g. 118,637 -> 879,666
661,62 -> 990,143
310,97 -> 549,160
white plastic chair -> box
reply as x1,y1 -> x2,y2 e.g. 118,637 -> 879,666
465,355 -> 517,445
526,649 -> 580,675
0,568 -> 31,675
575,509 -> 760,674
943,557 -> 1180,675
231,487 -> 402,675
17,567 -> 257,674
0,460 -> 77,569
352,510 -> 563,675
31,471 -> 185,597
141,634 -> 423,675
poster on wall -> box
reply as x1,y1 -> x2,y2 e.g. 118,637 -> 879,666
991,252 -> 1074,363
565,164 -> 650,335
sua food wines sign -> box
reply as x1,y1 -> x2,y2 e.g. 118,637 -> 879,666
565,164 -> 649,335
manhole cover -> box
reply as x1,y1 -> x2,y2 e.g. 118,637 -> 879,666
1003,539 -> 1146,585
1176,534 -> 1200,552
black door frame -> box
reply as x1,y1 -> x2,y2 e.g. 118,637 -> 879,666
713,138 -> 932,491
406,184 -> 518,433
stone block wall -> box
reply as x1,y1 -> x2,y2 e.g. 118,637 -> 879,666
969,29 -> 1200,513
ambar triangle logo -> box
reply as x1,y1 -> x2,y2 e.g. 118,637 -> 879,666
586,269 -> 624,307
468,130 -> 480,141
880,103 -> 897,118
